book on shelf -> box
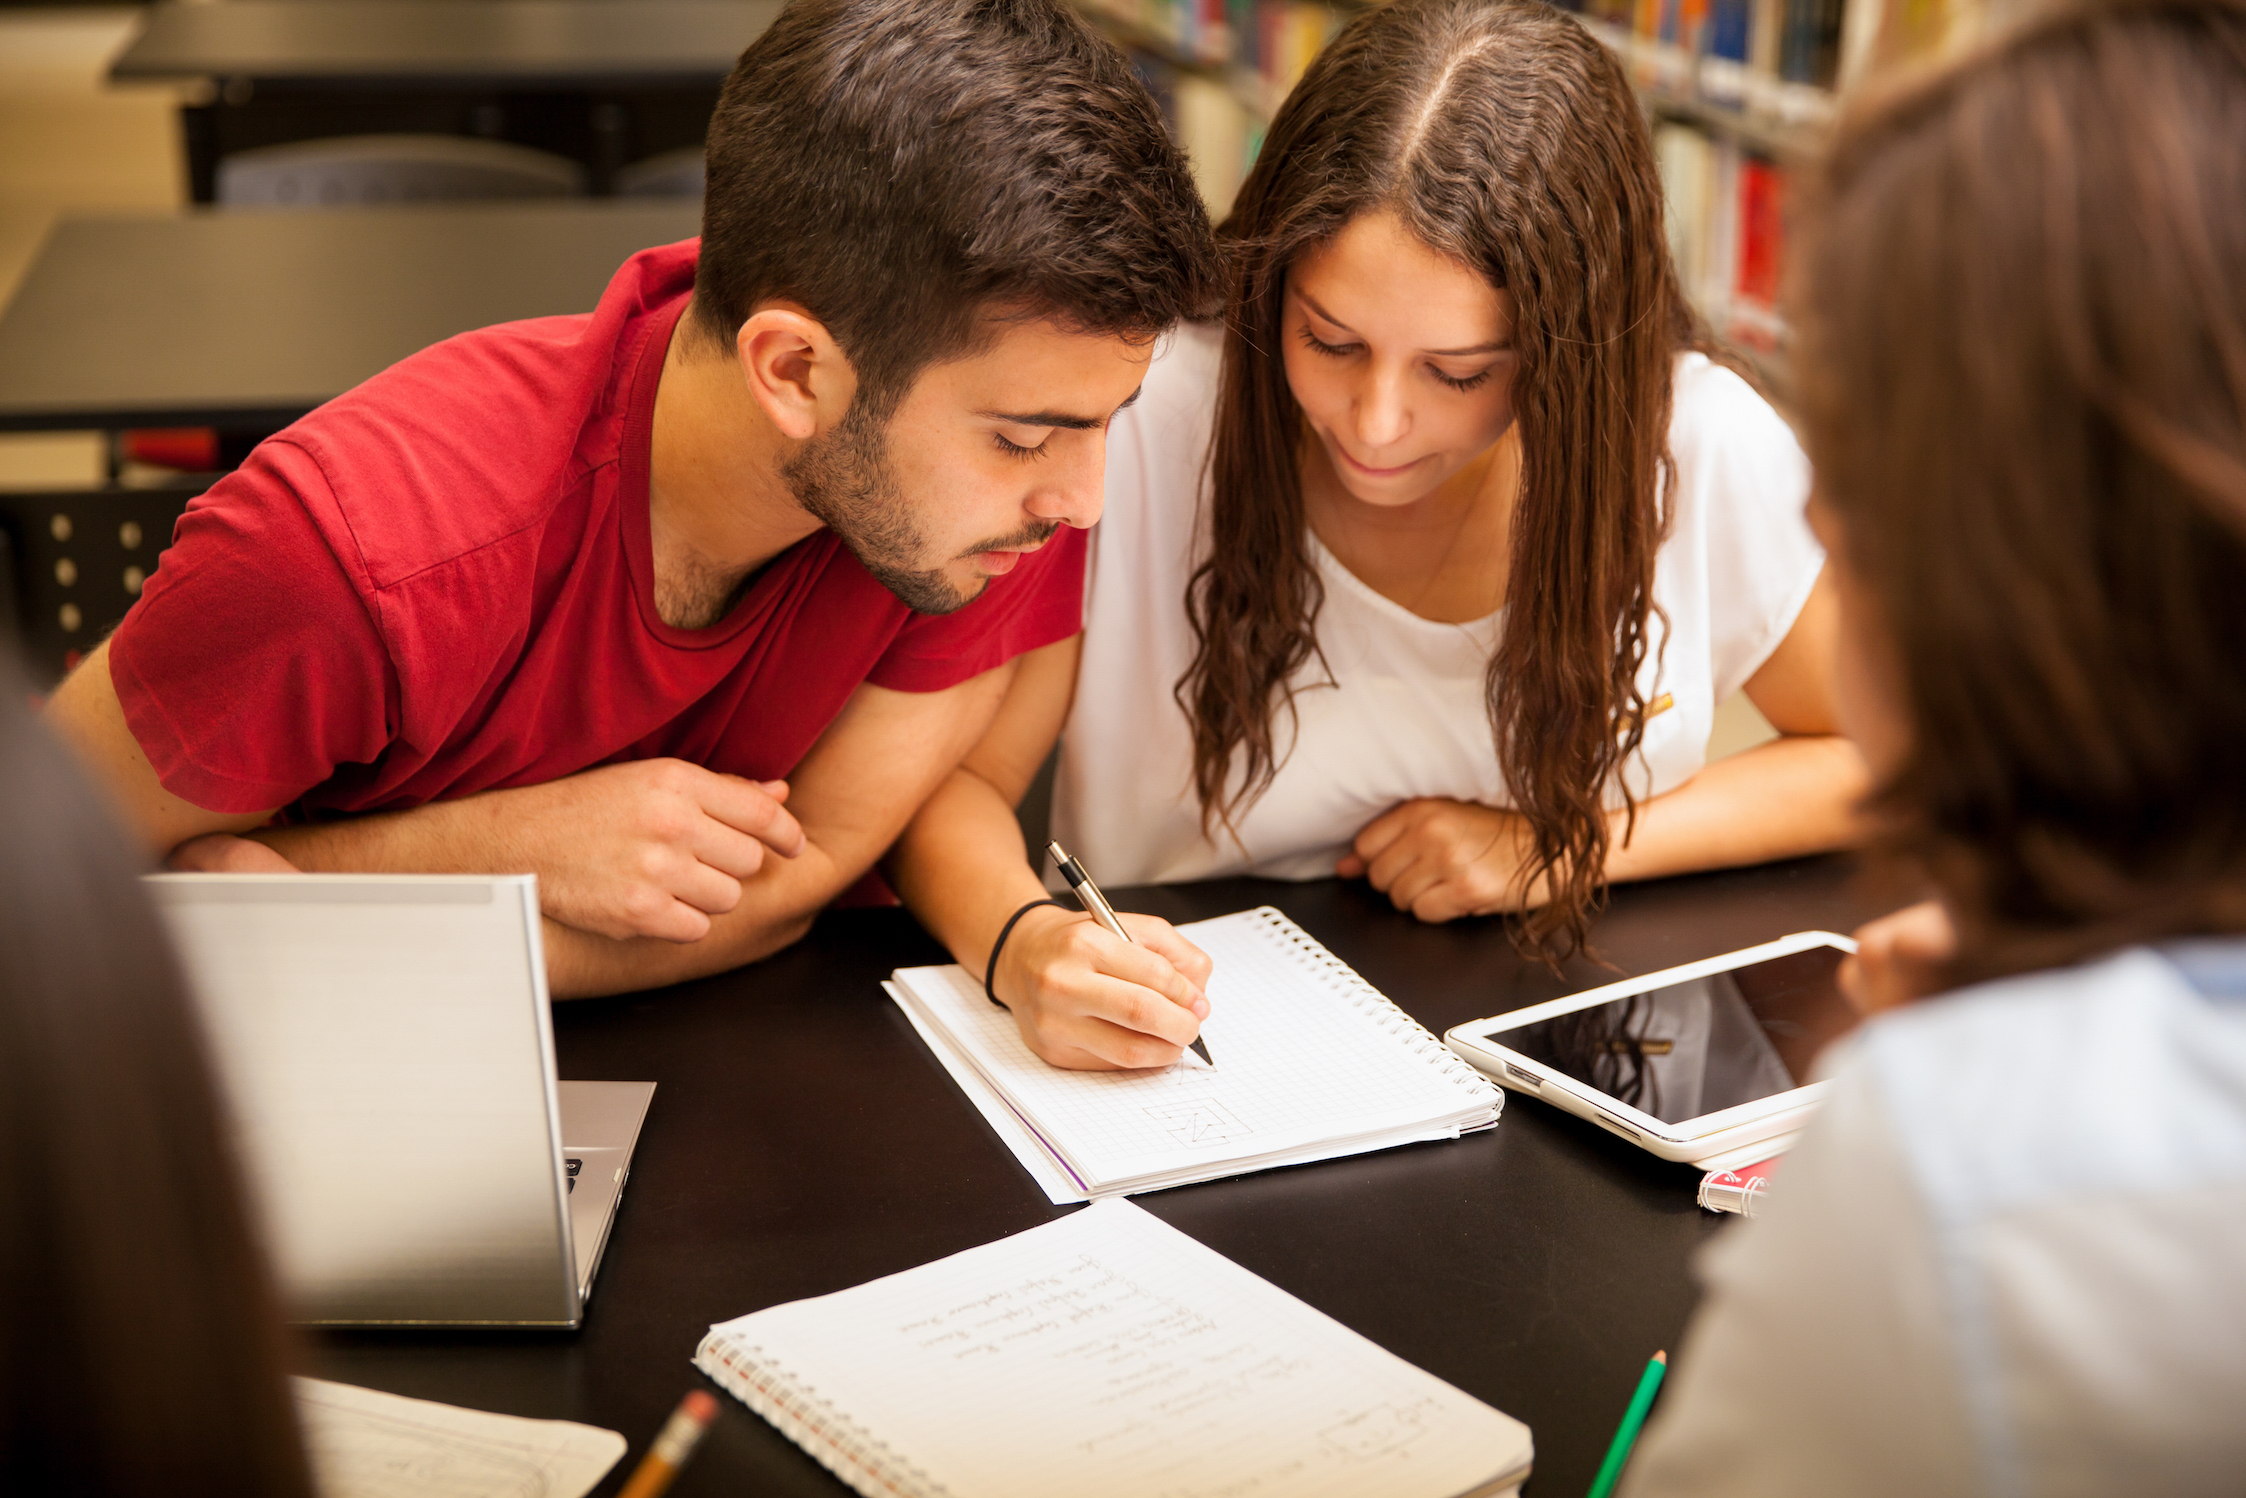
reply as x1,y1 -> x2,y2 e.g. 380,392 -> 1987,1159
1078,0 -> 1344,79
1173,74 -> 1255,215
1080,1 -> 1346,213
1656,118 -> 1789,351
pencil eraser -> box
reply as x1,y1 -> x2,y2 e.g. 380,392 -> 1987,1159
684,1390 -> 719,1424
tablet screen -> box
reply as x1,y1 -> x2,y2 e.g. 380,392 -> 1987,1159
1499,945 -> 1858,1125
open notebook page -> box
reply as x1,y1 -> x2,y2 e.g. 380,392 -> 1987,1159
892,908 -> 1498,1192
695,1199 -> 1531,1498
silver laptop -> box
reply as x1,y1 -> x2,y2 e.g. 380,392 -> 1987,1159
145,873 -> 653,1328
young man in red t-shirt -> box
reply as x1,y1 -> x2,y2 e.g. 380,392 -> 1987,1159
43,0 -> 1220,998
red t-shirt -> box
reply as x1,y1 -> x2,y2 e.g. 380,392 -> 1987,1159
110,241 -> 1085,819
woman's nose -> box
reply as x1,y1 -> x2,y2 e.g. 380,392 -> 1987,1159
1353,366 -> 1411,451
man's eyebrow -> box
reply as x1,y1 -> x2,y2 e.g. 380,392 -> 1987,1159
977,408 -> 1106,431
1295,289 -> 1511,357
979,384 -> 1144,430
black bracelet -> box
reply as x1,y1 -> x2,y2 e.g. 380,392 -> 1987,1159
985,898 -> 1065,1009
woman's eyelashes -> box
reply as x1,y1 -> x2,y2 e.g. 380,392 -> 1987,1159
1295,324 -> 1495,392
1431,365 -> 1494,393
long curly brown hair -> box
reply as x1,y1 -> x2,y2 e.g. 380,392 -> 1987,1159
1794,0 -> 2246,984
1177,0 -> 1698,962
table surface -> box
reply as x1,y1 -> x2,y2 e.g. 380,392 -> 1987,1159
315,856 -> 1891,1498
112,0 -> 780,87
0,202 -> 700,433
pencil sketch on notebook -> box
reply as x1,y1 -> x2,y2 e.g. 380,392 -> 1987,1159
1142,1098 -> 1253,1145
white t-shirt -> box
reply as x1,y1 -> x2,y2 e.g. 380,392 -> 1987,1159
1051,322 -> 1821,886
1621,942 -> 2246,1498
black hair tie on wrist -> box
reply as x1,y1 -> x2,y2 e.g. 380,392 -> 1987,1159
985,898 -> 1065,1009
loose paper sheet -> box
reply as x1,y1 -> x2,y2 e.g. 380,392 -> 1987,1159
294,1378 -> 626,1498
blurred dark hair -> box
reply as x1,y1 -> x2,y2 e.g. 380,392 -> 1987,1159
1794,0 -> 2246,982
0,671 -> 313,1495
691,0 -> 1222,418
1177,0 -> 1699,963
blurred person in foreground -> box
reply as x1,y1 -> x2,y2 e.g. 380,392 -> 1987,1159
1624,1 -> 2246,1492
0,672 -> 314,1496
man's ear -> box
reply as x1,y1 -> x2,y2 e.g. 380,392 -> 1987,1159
735,304 -> 857,441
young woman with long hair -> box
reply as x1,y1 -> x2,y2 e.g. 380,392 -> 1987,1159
889,0 -> 1867,1069
0,670 -> 316,1496
1622,1 -> 2246,1489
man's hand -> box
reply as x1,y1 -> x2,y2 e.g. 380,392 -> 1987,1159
445,759 -> 805,943
260,758 -> 809,944
170,833 -> 301,874
1338,798 -> 1549,922
992,906 -> 1214,1070
1839,900 -> 1956,1014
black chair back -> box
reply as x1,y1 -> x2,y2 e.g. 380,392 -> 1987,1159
0,486 -> 205,691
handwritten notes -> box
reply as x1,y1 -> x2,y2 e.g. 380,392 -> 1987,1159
695,1200 -> 1531,1498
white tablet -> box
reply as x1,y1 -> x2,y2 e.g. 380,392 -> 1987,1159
1445,931 -> 1860,1168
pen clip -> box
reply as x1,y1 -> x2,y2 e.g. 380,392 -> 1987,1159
1048,842 -> 1128,941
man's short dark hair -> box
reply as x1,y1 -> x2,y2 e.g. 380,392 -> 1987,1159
694,0 -> 1223,416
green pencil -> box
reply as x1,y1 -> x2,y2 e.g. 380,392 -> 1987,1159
1584,1349 -> 1667,1498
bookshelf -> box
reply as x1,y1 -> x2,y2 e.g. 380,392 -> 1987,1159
1076,0 -> 1981,378
1076,1 -> 1348,213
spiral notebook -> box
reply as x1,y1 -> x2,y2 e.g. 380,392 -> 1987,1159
886,907 -> 1503,1201
693,1199 -> 1533,1498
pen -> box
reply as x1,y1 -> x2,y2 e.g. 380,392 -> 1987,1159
617,1388 -> 719,1498
1584,1350 -> 1666,1498
1047,839 -> 1214,1067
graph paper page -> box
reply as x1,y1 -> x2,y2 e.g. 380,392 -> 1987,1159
892,908 -> 1496,1189
695,1199 -> 1530,1498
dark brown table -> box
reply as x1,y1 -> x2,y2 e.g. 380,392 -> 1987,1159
0,202 -> 700,434
315,854 -> 1890,1497
113,1 -> 780,89
111,1 -> 781,200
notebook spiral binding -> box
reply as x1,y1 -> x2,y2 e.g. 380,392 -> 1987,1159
694,1332 -> 955,1498
1246,907 -> 1505,1116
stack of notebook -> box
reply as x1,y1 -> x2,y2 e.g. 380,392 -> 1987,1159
886,906 -> 1503,1201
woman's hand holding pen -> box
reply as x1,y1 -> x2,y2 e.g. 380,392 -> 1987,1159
993,906 -> 1215,1071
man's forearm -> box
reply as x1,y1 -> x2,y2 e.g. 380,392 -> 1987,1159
541,899 -> 817,998
256,785 -> 853,994
252,796 -> 496,873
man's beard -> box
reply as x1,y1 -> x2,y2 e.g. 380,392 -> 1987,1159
783,406 -> 1059,616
